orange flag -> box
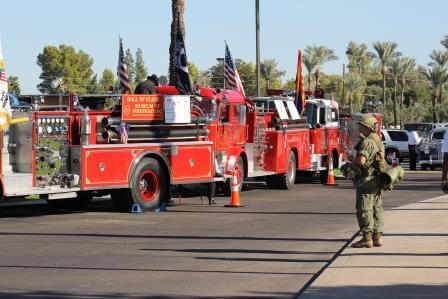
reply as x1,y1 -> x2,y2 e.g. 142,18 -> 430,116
295,49 -> 306,113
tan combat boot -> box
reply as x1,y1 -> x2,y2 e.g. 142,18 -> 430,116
373,233 -> 383,247
351,232 -> 373,248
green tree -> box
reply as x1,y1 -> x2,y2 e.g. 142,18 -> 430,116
260,59 -> 285,89
398,57 -> 416,125
388,58 -> 405,126
7,76 -> 20,94
425,66 -> 448,122
372,41 -> 401,105
428,50 -> 448,68
124,48 -> 135,83
98,68 -> 116,93
206,62 -> 224,89
343,73 -> 365,112
134,48 -> 147,83
235,59 -> 257,96
169,0 -> 186,85
441,34 -> 448,50
36,44 -> 94,93
345,41 -> 375,75
188,62 -> 200,85
304,45 -> 338,87
303,54 -> 318,90
87,74 -> 99,93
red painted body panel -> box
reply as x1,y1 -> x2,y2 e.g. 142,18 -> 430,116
264,128 -> 311,173
80,143 -> 213,188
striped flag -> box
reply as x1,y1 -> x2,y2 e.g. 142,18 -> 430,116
117,37 -> 130,94
224,44 -> 245,96
295,49 -> 306,113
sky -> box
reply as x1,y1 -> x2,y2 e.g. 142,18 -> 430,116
1,0 -> 447,94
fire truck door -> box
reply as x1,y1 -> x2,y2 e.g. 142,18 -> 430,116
318,107 -> 329,152
216,103 -> 234,150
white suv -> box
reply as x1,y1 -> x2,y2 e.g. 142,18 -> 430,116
381,129 -> 409,164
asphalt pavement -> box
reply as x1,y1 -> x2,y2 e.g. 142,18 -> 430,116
0,168 -> 443,298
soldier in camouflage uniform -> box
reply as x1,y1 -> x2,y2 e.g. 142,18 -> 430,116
351,115 -> 387,248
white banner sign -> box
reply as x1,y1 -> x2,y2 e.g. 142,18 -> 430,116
164,95 -> 191,123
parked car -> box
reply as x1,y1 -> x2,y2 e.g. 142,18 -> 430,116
403,122 -> 439,139
381,129 -> 409,164
419,127 -> 445,170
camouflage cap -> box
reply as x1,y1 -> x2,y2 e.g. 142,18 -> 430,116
357,115 -> 377,132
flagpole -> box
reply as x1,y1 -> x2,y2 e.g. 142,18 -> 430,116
255,0 -> 260,97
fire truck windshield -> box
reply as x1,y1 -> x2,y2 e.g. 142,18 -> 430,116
195,99 -> 217,119
305,103 -> 318,127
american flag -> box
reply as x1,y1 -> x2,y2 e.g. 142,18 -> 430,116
0,70 -> 6,82
120,122 -> 128,144
117,37 -> 130,94
224,44 -> 245,96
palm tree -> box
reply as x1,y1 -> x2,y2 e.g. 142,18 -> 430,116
260,59 -> 285,89
303,54 -> 318,90
372,42 -> 401,105
304,45 -> 338,87
345,41 -> 375,75
425,66 -> 448,123
169,0 -> 186,85
441,34 -> 448,50
388,58 -> 402,127
428,50 -> 448,69
343,73 -> 365,113
398,57 -> 415,126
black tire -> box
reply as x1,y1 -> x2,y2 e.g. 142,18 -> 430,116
110,189 -> 133,211
278,151 -> 297,190
130,158 -> 168,211
430,165 -> 436,170
223,156 -> 245,196
421,164 -> 428,171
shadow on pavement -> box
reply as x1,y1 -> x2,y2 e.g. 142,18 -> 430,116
140,248 -> 335,255
302,284 -> 448,298
0,291 -> 294,299
0,264 -> 313,276
0,231 -> 348,242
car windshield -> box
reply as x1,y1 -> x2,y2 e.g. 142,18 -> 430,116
387,130 -> 408,142
432,131 -> 445,140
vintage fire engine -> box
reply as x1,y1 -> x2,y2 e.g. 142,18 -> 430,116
1,87 -> 345,211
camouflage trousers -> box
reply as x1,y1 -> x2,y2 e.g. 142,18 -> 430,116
355,189 -> 384,234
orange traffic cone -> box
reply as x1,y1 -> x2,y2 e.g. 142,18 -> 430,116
325,155 -> 338,186
225,170 -> 244,208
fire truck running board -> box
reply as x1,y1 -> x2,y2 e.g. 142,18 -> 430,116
247,171 -> 275,178
4,187 -> 80,198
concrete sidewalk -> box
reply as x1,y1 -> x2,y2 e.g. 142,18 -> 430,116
300,194 -> 448,299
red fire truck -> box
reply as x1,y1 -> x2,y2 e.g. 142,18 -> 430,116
1,87 -> 345,211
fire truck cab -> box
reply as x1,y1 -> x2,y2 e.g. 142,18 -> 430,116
304,98 -> 341,182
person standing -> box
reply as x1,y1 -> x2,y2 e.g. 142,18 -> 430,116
351,115 -> 387,248
134,74 -> 159,94
407,129 -> 421,171
441,128 -> 448,190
